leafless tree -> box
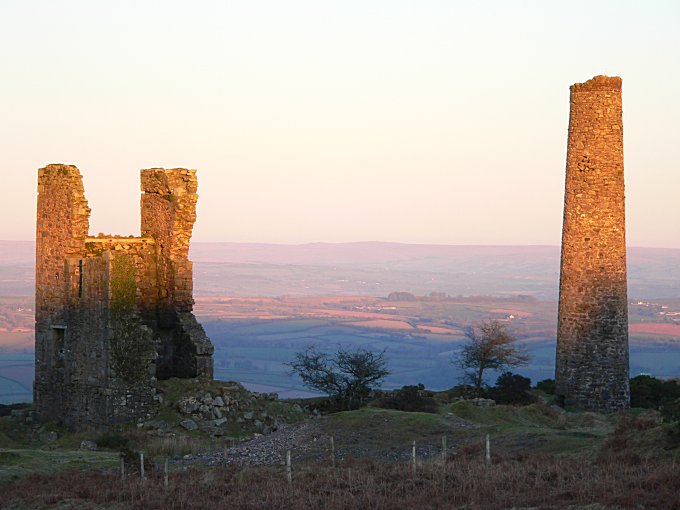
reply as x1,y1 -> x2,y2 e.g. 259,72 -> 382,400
287,346 -> 389,409
453,320 -> 529,397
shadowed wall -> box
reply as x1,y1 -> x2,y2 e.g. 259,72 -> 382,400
34,165 -> 213,429
555,75 -> 630,412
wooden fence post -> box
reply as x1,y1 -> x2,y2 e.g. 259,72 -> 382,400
411,440 -> 416,476
485,434 -> 491,465
140,452 -> 145,480
164,458 -> 169,490
330,436 -> 336,468
441,436 -> 447,465
286,450 -> 292,484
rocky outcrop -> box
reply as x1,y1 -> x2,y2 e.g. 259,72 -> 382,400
147,379 -> 309,438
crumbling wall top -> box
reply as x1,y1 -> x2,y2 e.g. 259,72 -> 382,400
85,236 -> 155,245
570,75 -> 622,93
84,236 -> 156,257
38,163 -> 83,182
141,168 -> 198,196
36,164 -> 90,233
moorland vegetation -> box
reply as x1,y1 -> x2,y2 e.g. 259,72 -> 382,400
1,367 -> 679,509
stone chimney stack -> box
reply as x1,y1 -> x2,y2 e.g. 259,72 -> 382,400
555,75 -> 630,412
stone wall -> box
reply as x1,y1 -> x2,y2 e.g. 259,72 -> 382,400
34,165 -> 91,424
141,169 -> 198,312
34,165 -> 214,430
555,75 -> 630,412
139,169 -> 213,380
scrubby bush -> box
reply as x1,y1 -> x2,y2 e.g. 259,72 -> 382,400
666,421 -> 680,449
377,384 -> 438,413
535,378 -> 556,395
96,432 -> 130,451
298,396 -> 349,415
0,403 -> 31,417
95,431 -> 139,465
436,384 -> 478,403
486,372 -> 535,405
287,345 -> 389,410
601,412 -> 662,454
630,375 -> 680,421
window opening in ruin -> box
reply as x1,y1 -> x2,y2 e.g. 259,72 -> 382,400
78,260 -> 83,298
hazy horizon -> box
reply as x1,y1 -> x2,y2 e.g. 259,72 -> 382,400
3,240 -> 679,301
6,238 -> 680,248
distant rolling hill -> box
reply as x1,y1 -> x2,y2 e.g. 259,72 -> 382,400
2,240 -> 680,299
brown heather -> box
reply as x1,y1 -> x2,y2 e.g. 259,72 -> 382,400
1,455 -> 679,509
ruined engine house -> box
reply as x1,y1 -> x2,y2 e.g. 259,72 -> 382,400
34,164 -> 214,429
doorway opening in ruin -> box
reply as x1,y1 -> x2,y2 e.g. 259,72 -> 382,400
51,326 -> 65,369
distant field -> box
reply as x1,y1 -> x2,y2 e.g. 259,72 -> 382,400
629,323 -> 680,336
201,294 -> 678,395
2,239 -> 678,404
2,292 -> 680,404
0,331 -> 33,352
2,324 -> 679,405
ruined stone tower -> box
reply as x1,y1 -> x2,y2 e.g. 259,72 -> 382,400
555,76 -> 630,412
34,165 -> 213,429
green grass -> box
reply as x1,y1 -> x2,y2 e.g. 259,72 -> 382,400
0,448 -> 119,482
445,400 -> 612,431
330,407 -> 446,428
0,388 -> 676,492
0,407 -> 122,480
309,407 -> 467,460
440,401 -> 619,457
0,413 -> 37,448
310,402 -> 620,461
444,401 -> 558,427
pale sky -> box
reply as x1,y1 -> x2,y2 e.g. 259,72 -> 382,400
1,1 -> 678,247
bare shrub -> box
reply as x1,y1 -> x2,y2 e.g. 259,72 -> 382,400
453,320 -> 529,397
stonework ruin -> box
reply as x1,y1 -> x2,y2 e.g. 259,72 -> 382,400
555,76 -> 630,412
34,165 -> 214,429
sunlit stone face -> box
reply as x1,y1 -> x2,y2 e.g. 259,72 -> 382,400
34,165 -> 214,429
555,75 -> 630,412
